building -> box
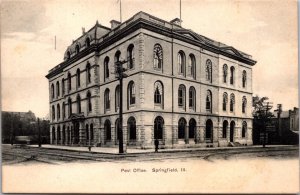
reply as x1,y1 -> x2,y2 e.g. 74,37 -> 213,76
46,12 -> 256,149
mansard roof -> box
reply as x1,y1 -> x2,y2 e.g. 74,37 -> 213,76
46,11 -> 256,79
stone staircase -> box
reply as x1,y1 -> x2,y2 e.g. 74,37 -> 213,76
228,142 -> 242,147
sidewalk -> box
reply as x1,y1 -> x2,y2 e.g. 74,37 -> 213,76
28,144 -> 295,155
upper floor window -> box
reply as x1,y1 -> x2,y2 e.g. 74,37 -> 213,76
51,84 -> 54,100
67,51 -> 71,60
127,44 -> 134,69
223,64 -> 228,83
104,88 -> 110,111
75,44 -> 80,54
68,73 -> 72,92
153,44 -> 163,70
62,79 -> 65,95
56,81 -> 60,98
62,102 -> 65,119
206,90 -> 212,112
242,96 -> 247,113
188,54 -> 196,79
68,98 -> 72,117
86,63 -> 91,84
189,87 -> 196,110
230,93 -> 235,112
104,57 -> 110,80
115,50 -> 121,63
52,105 -> 55,120
230,66 -> 235,85
178,84 -> 186,109
242,70 -> 247,88
154,81 -> 163,106
77,95 -> 81,113
178,51 -> 185,75
128,81 -> 136,106
86,37 -> 90,47
76,69 -> 81,87
223,92 -> 228,111
115,85 -> 120,112
87,91 -> 92,112
57,104 -> 60,120
206,59 -> 212,83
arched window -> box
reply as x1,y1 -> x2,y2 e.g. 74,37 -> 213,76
104,120 -> 111,141
223,64 -> 228,83
223,92 -> 228,111
52,127 -> 56,141
115,85 -> 120,112
68,73 -> 71,92
115,50 -> 121,63
62,125 -> 65,144
57,104 -> 60,120
154,116 -> 164,139
154,81 -> 163,106
242,121 -> 247,138
104,57 -> 109,80
75,44 -> 80,54
242,70 -> 247,88
230,93 -> 235,112
178,84 -> 186,109
104,88 -> 110,111
206,90 -> 212,112
127,117 -> 136,140
62,79 -> 65,95
76,69 -> 80,87
87,91 -> 92,112
51,84 -> 54,100
86,124 -> 89,141
52,105 -> 55,120
90,124 -> 94,140
153,44 -> 163,69
57,126 -> 61,141
189,118 -> 196,139
68,98 -> 72,116
86,37 -> 90,47
178,51 -> 185,75
223,120 -> 228,138
178,118 -> 186,139
206,59 -> 212,82
189,87 -> 196,111
77,95 -> 81,113
67,51 -> 71,60
56,81 -> 60,98
127,44 -> 134,69
128,81 -> 135,106
205,119 -> 213,142
62,102 -> 65,119
242,96 -> 247,113
230,66 -> 235,85
86,63 -> 91,84
189,54 -> 196,79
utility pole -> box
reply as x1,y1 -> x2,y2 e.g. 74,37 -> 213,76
38,118 -> 41,147
274,104 -> 282,143
263,102 -> 273,148
115,60 -> 128,154
10,114 -> 14,146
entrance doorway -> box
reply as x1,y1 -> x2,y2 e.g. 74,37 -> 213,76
230,121 -> 235,142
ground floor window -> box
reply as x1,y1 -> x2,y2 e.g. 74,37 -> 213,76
154,116 -> 164,139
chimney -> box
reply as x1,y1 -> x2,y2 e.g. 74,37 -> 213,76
82,27 -> 85,35
170,18 -> 182,26
110,20 -> 121,29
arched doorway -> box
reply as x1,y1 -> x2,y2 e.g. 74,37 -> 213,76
104,120 -> 111,142
189,118 -> 196,142
57,126 -> 61,144
230,121 -> 235,142
242,121 -> 247,138
73,122 -> 79,144
52,127 -> 55,144
127,117 -> 136,142
154,116 -> 164,140
178,118 -> 186,140
86,124 -> 89,145
62,125 -> 66,144
66,126 -> 70,145
223,120 -> 228,138
205,119 -> 213,143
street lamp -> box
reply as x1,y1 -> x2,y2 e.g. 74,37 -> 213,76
114,60 -> 128,154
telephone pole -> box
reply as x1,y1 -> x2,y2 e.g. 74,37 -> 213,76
38,118 -> 41,147
115,60 -> 128,154
263,101 -> 273,148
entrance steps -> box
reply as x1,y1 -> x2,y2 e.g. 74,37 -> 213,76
228,142 -> 242,147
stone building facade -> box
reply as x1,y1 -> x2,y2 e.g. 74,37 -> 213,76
46,12 -> 256,149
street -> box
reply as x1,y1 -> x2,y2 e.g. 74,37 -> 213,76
2,144 -> 298,165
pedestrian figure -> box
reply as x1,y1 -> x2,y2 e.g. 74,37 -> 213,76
154,139 -> 159,152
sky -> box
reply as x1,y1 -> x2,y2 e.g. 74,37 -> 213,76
1,0 -> 298,118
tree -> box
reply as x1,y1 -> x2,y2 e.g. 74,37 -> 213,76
252,95 -> 274,145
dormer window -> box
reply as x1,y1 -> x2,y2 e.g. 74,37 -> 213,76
67,51 -> 71,60
75,45 -> 80,54
86,38 -> 90,47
